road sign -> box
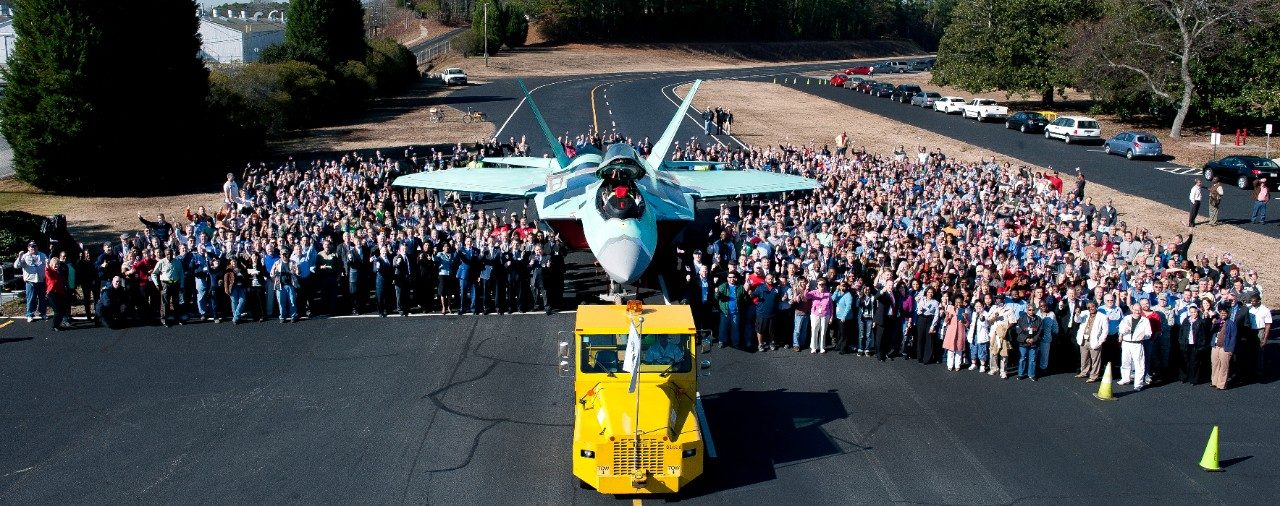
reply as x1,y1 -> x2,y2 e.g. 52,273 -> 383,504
1210,133 -> 1221,145
1267,124 -> 1273,135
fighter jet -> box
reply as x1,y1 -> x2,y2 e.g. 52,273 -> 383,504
393,79 -> 818,286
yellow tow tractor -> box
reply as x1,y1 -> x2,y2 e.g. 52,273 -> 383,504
557,301 -> 715,494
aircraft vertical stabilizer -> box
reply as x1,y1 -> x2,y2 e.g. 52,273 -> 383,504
645,80 -> 702,170
517,79 -> 572,170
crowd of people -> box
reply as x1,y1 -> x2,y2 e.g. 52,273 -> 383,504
12,148 -> 572,331
8,129 -> 1274,390
662,139 -> 1273,392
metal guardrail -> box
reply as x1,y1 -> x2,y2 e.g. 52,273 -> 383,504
411,28 -> 465,66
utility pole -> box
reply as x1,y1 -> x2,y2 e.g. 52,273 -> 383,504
483,2 -> 488,67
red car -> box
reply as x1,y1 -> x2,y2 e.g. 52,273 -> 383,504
830,74 -> 848,87
844,66 -> 874,75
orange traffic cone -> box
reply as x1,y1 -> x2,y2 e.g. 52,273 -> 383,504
1093,363 -> 1116,401
1199,426 -> 1223,472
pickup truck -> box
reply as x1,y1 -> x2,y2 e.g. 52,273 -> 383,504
440,67 -> 468,86
961,98 -> 1008,122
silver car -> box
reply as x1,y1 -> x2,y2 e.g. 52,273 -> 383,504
910,91 -> 942,108
1103,131 -> 1163,159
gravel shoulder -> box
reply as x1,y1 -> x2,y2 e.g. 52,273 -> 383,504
682,79 -> 1280,306
438,40 -> 926,80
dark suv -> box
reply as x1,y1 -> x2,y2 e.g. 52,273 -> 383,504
891,84 -> 922,104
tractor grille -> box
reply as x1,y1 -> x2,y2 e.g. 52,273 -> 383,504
611,439 -> 665,476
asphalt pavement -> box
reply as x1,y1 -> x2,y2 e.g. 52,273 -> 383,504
2,314 -> 1276,503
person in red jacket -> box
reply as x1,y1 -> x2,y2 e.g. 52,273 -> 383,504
45,256 -> 71,331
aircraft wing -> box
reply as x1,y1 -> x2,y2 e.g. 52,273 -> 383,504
392,167 -> 550,196
479,156 -> 562,170
671,169 -> 819,198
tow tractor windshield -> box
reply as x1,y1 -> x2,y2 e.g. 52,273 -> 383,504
580,334 -> 691,374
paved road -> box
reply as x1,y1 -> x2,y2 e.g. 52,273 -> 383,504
0,133 -> 12,179
1,314 -> 1276,503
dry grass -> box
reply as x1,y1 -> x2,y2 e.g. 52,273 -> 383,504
0,178 -> 221,245
838,71 -> 1270,168
681,80 -> 1280,306
271,84 -> 496,153
437,41 -> 927,80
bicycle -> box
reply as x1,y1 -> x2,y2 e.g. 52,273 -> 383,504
462,109 -> 487,124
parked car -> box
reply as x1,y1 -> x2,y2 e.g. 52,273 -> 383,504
440,67 -> 468,85
857,79 -> 879,93
1202,156 -> 1280,190
1103,131 -> 1163,160
872,83 -> 895,97
1004,111 -> 1049,133
933,96 -> 966,114
871,62 -> 894,74
910,91 -> 942,108
830,74 -> 849,87
842,77 -> 867,89
891,84 -> 923,103
961,98 -> 1009,121
887,61 -> 913,73
909,60 -> 932,72
1044,115 -> 1102,144
844,66 -> 874,75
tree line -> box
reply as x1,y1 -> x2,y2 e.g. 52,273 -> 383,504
0,0 -> 419,194
932,0 -> 1277,138
519,0 -> 954,48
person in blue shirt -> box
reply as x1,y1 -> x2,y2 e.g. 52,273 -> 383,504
715,272 -> 750,349
1099,291 -> 1126,369
832,281 -> 856,354
751,274 -> 782,352
455,237 -> 479,315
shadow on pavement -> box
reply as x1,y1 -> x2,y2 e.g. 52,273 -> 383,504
679,388 -> 848,497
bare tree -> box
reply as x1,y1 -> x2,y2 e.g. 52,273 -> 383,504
1084,0 -> 1258,138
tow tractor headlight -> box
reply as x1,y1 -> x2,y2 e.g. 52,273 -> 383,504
580,449 -> 595,458
682,448 -> 697,458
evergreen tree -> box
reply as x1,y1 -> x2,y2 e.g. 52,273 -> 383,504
284,0 -> 368,67
0,0 -> 209,193
931,0 -> 1094,103
0,0 -> 100,190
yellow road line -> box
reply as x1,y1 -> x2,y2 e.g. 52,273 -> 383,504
590,83 -> 602,134
0,320 -> 12,330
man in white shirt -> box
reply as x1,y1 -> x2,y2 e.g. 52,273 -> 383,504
1188,179 -> 1202,227
13,241 -> 48,322
1248,296 -> 1272,377
1118,311 -> 1152,391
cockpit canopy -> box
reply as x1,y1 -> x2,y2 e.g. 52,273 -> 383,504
596,143 -> 647,181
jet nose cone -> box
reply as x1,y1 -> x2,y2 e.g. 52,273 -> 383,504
597,235 -> 652,285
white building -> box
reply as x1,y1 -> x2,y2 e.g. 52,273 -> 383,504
0,19 -> 14,69
198,12 -> 285,64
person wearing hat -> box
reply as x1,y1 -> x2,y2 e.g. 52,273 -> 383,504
14,241 -> 49,322
1208,177 -> 1224,225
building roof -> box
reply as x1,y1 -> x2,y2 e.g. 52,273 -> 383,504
201,17 -> 284,33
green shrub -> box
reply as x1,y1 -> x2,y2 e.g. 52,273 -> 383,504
0,211 -> 45,259
366,38 -> 419,95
